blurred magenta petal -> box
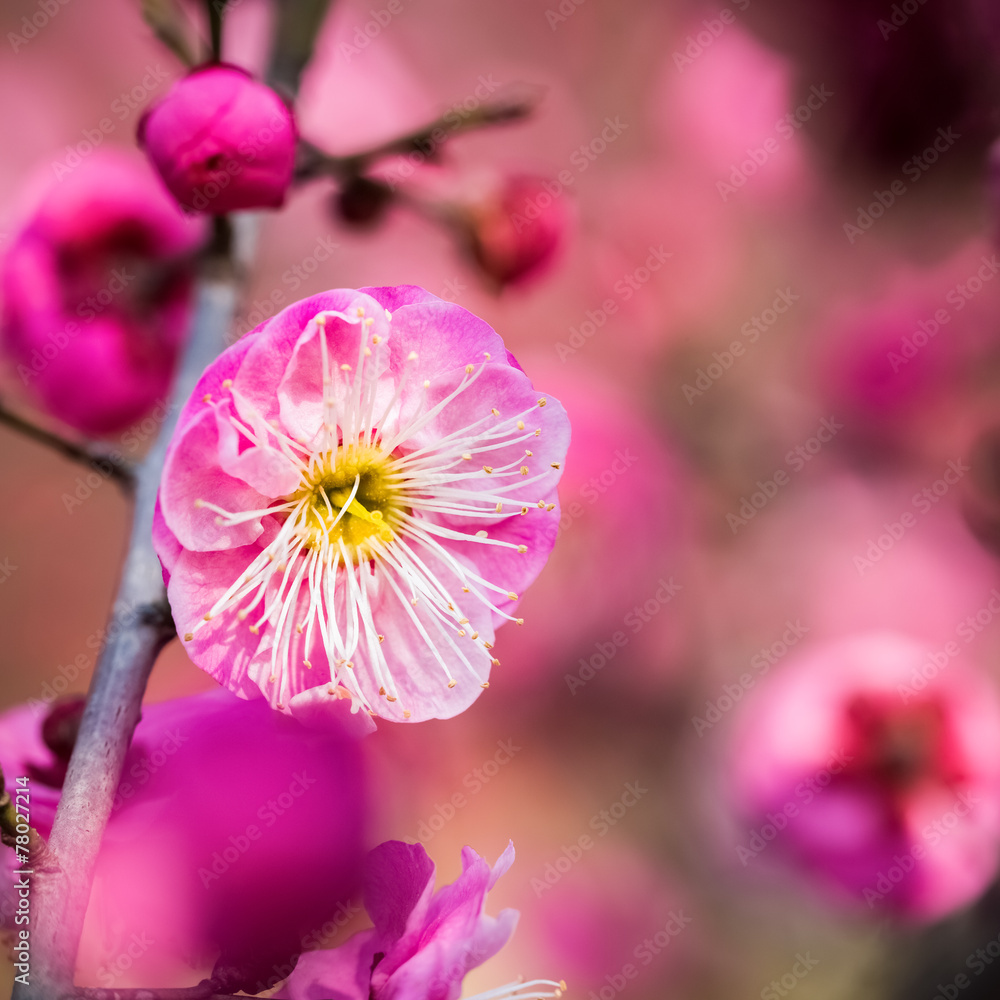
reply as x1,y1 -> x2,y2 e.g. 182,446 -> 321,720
0,691 -> 368,991
0,149 -> 203,437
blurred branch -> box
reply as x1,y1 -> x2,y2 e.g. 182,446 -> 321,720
268,0 -> 337,96
205,0 -> 227,62
141,0 -> 199,68
0,401 -> 135,491
295,83 -> 545,183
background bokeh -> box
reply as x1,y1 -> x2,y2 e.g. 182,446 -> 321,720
5,0 -> 1000,997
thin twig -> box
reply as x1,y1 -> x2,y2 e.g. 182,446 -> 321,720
0,402 -> 135,491
295,83 -> 545,183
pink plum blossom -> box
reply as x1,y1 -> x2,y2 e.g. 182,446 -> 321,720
278,840 -> 565,1000
153,286 -> 569,724
730,632 -> 1000,921
0,691 -> 368,991
0,150 -> 203,437
138,64 -> 296,214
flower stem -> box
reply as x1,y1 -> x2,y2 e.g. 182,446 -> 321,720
12,256 -> 241,1000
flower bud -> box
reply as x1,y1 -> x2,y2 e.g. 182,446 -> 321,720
139,64 -> 296,214
333,175 -> 395,229
1,151 -> 204,437
466,174 -> 566,288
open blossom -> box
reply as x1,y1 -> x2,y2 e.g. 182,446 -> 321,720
730,632 -> 1000,920
139,64 -> 296,214
0,691 -> 367,991
154,286 -> 569,724
278,840 -> 565,1000
0,150 -> 202,436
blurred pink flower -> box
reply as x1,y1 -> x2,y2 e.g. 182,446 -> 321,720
138,64 -> 296,214
492,367 -> 687,696
0,690 -> 368,991
279,840 -> 564,1000
807,243 -> 1000,461
730,632 -> 1000,921
465,174 -> 567,289
510,846 -> 690,999
658,23 -> 811,205
154,286 -> 569,724
0,149 -> 202,437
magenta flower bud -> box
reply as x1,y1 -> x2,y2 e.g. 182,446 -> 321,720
467,174 -> 567,288
139,64 -> 297,214
1,150 -> 204,437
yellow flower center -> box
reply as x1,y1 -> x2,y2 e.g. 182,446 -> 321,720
290,443 -> 403,556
